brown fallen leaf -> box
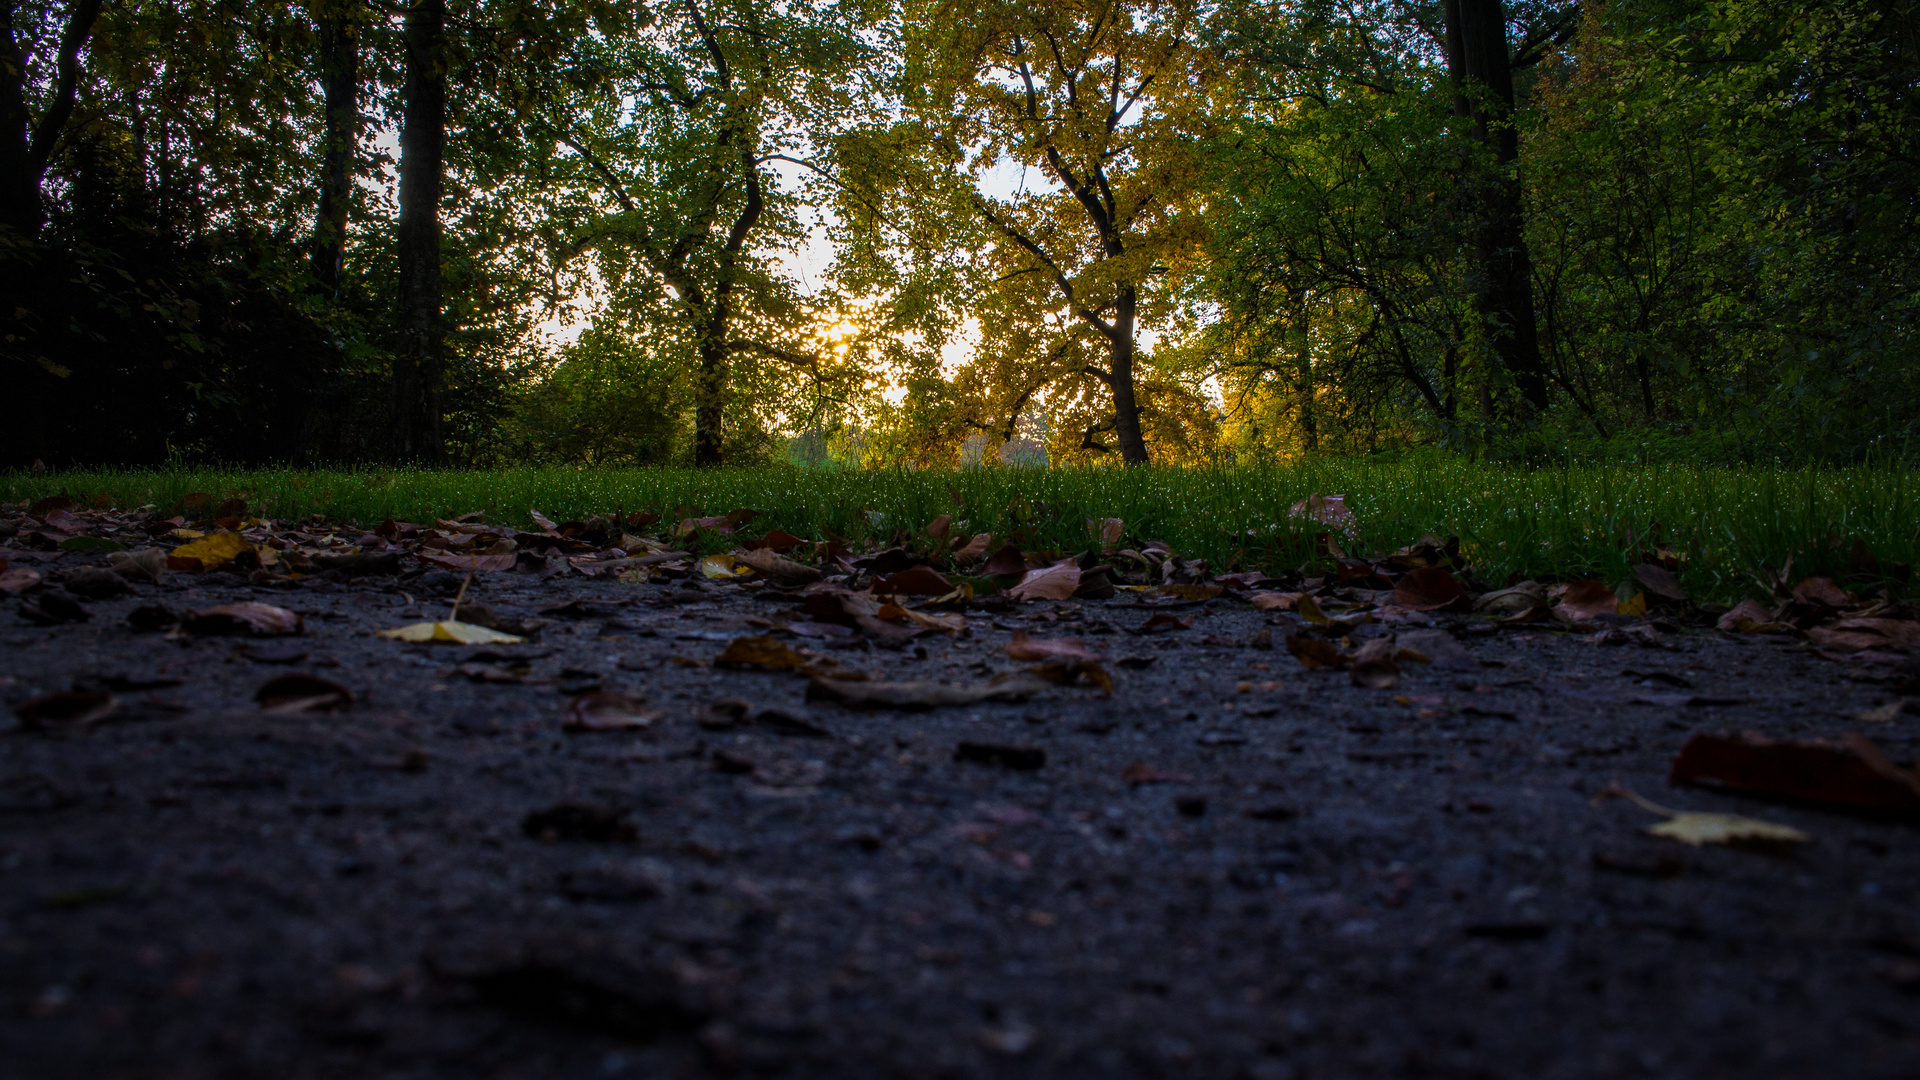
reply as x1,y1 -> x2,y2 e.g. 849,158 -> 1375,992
875,564 -> 953,596
1005,630 -> 1102,664
1290,494 -> 1353,533
714,635 -> 816,673
925,514 -> 952,544
983,544 -> 1028,576
1144,584 -> 1223,601
1716,599 -> 1789,634
1859,700 -> 1914,724
1134,612 -> 1193,634
184,602 -> 303,637
1008,559 -> 1081,601
953,533 -> 991,563
1020,659 -> 1114,694
1286,634 -> 1350,670
745,528 -> 808,553
108,547 -> 168,584
1668,730 -> 1920,813
1474,581 -> 1547,621
1249,591 -> 1300,611
564,692 -> 662,731
1791,576 -> 1850,608
734,547 -> 823,585
1095,517 -> 1124,546
1556,581 -> 1618,621
254,673 -> 351,714
1391,566 -> 1471,612
0,567 -> 43,595
1632,563 -> 1688,601
14,690 -> 116,729
804,672 -> 1052,709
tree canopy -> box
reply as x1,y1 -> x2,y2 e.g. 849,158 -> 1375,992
4,0 -> 1914,467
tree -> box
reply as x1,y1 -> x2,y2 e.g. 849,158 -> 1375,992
905,0 -> 1216,465
310,0 -> 360,296
0,0 -> 104,235
393,0 -> 446,462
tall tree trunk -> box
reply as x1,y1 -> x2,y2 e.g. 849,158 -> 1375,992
311,2 -> 358,296
1109,286 -> 1150,465
1296,312 -> 1317,452
393,0 -> 445,463
694,326 -> 728,468
1443,0 -> 1550,411
0,0 -> 103,236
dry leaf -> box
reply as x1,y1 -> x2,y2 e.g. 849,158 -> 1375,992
1648,814 -> 1808,848
699,554 -> 752,580
874,565 -> 953,596
14,690 -> 116,729
1859,700 -> 1912,724
169,532 -> 252,570
379,621 -> 525,644
1008,559 -> 1081,601
1391,566 -> 1470,612
734,547 -> 822,585
1475,582 -> 1546,620
953,533 -> 991,562
254,673 -> 351,714
108,547 -> 168,584
1556,581 -> 1618,621
565,692 -> 661,731
1005,631 -> 1102,664
1669,730 -> 1920,812
0,567 -> 43,595
805,672 -> 1052,709
1791,576 -> 1849,607
1249,591 -> 1299,611
184,602 -> 303,636
1632,563 -> 1687,601
1716,599 -> 1787,634
1286,634 -> 1349,670
715,635 -> 815,672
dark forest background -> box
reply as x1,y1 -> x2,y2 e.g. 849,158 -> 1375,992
3,0 -> 1915,469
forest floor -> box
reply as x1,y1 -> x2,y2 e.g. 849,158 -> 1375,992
5,549 -> 1920,1079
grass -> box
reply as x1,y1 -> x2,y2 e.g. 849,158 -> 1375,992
5,461 -> 1917,604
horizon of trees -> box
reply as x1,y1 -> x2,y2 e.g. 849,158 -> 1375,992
2,0 -> 1914,469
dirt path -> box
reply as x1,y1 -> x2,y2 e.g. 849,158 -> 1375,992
4,556 -> 1919,1079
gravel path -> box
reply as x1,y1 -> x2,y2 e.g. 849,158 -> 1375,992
4,561 -> 1919,1079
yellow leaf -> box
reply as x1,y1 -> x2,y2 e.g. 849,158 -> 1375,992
1296,594 -> 1330,626
378,621 -> 524,644
169,532 -> 251,568
1647,813 -> 1808,848
1617,592 -> 1648,617
699,554 -> 752,579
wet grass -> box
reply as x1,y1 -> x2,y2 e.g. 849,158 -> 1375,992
6,461 -> 1917,603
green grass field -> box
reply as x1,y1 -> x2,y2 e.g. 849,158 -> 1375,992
6,462 -> 1917,604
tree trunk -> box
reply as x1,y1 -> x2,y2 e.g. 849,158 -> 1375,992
393,0 -> 445,463
694,329 -> 728,467
0,0 -> 103,236
1296,314 -> 1317,452
311,2 -> 358,296
1109,285 -> 1150,465
1443,0 -> 1550,411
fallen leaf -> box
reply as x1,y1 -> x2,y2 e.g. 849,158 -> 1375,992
1601,784 -> 1809,849
734,547 -> 822,585
184,602 -> 303,636
925,514 -> 952,543
564,692 -> 662,731
107,547 -> 168,584
1556,581 -> 1618,621
1134,612 -> 1193,634
1791,576 -> 1849,607
415,550 -> 517,573
805,672 -> 1052,709
14,691 -> 116,729
1394,628 -> 1475,669
953,533 -> 991,562
876,602 -> 967,633
1249,591 -> 1299,611
1020,659 -> 1114,693
983,544 -> 1028,576
1290,494 -> 1353,532
1716,599 -> 1788,634
1295,594 -> 1331,626
379,621 -> 525,644
169,532 -> 253,570
1859,700 -> 1912,724
0,567 -> 44,595
1668,730 -> 1920,813
1008,559 -> 1080,601
715,635 -> 815,672
1616,593 -> 1648,617
746,529 -> 808,553
1632,563 -> 1688,601
1649,814 -> 1808,848
1144,584 -> 1222,601
62,567 -> 130,599
1391,566 -> 1470,612
254,673 -> 351,714
698,553 -> 752,580
1286,634 -> 1349,670
1474,582 -> 1547,621
1005,631 -> 1102,664
18,592 -> 89,624
874,564 -> 953,596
